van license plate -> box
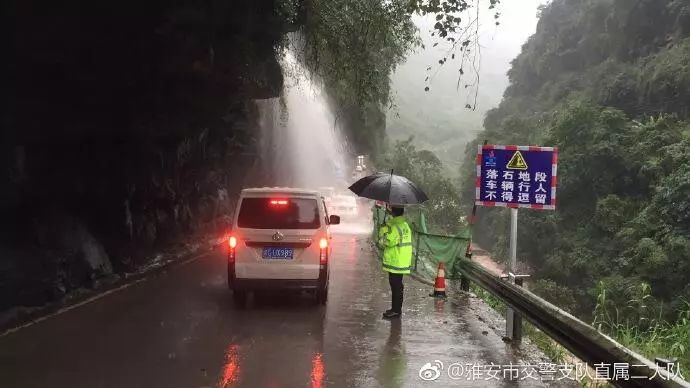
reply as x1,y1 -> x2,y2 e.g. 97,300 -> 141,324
262,247 -> 294,260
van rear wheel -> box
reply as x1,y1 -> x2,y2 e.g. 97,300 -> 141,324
233,291 -> 247,307
316,287 -> 328,305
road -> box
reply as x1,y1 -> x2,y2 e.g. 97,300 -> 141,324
0,222 -> 552,388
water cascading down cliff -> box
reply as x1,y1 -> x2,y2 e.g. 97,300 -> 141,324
254,37 -> 351,190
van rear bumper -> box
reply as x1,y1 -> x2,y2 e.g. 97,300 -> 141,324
231,278 -> 320,290
228,265 -> 328,291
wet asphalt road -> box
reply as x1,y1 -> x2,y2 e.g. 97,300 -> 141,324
0,223 -> 551,388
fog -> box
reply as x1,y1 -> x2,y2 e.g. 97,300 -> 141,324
387,0 -> 548,169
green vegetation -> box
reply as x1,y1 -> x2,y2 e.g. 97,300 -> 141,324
458,0 -> 690,363
352,0 -> 689,368
594,281 -> 690,368
290,0 -> 689,366
284,0 -> 418,154
377,137 -> 464,233
279,0 -> 502,155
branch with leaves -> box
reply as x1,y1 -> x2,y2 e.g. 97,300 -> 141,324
409,0 -> 501,110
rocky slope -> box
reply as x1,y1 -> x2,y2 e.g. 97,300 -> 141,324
2,0 -> 289,310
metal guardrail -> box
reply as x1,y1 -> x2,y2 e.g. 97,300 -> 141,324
458,259 -> 690,388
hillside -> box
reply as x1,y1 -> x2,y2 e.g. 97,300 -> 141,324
461,0 -> 690,322
386,3 -> 545,171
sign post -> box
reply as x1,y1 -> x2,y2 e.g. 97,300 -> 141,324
475,144 -> 558,342
505,207 -> 518,339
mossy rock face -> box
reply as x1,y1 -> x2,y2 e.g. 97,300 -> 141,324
2,0 -> 444,311
1,0 -> 292,311
243,57 -> 284,100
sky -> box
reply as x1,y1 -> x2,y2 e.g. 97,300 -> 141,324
387,0 -> 549,168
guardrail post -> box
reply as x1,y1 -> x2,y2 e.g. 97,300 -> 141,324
460,274 -> 470,292
502,272 -> 528,344
461,242 -> 471,291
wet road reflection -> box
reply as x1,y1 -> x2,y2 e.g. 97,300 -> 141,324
310,352 -> 325,388
219,344 -> 240,388
377,319 -> 405,388
0,221 -> 551,387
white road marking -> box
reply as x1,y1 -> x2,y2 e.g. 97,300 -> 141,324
0,251 -> 212,338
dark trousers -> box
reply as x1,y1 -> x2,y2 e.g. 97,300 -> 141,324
388,273 -> 404,313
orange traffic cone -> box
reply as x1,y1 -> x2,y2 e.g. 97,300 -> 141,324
430,262 -> 447,298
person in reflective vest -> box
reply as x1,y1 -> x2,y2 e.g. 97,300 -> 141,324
378,205 -> 412,319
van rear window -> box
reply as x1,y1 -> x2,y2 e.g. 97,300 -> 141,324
237,198 -> 321,229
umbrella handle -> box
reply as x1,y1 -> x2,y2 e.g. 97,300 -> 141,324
388,169 -> 394,204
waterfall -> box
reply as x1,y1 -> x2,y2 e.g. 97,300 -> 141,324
255,36 -> 350,190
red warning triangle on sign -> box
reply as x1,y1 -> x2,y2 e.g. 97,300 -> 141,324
506,150 -> 528,170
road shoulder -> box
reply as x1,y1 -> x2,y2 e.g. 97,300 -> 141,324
0,237 -> 221,337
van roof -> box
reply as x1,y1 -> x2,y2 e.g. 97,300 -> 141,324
331,194 -> 357,202
241,187 -> 320,196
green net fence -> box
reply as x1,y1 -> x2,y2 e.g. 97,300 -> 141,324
372,206 -> 472,280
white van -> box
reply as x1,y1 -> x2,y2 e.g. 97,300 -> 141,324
327,194 -> 359,220
227,188 -> 340,306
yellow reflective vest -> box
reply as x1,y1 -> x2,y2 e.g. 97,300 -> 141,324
378,215 -> 413,274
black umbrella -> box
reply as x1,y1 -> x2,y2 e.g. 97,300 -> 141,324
348,171 -> 429,205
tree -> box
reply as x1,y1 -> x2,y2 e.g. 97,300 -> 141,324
379,137 -> 464,232
408,0 -> 502,109
293,0 -> 419,153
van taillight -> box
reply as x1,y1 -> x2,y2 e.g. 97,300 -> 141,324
228,236 -> 237,263
319,238 -> 328,266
